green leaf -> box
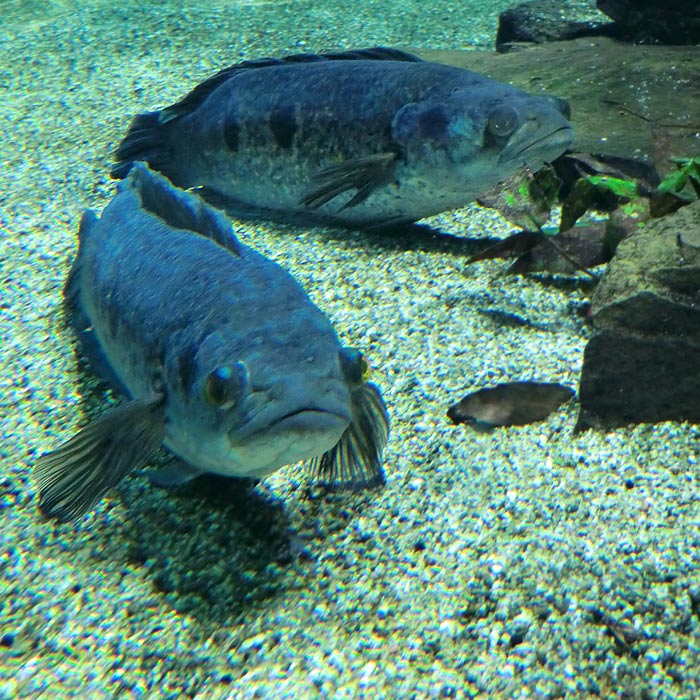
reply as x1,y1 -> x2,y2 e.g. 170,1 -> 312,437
657,169 -> 688,194
585,175 -> 638,198
657,156 -> 700,197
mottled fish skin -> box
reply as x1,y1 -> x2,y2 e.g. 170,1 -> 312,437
111,47 -> 574,228
34,163 -> 389,521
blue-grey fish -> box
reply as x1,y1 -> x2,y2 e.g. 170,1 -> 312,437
111,47 -> 574,228
34,163 -> 389,522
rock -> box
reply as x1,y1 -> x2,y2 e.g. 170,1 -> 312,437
413,38 -> 700,176
496,0 -> 609,52
597,0 -> 700,44
576,200 -> 700,430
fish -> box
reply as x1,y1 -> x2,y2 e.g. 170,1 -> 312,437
111,47 -> 574,229
33,163 -> 390,523
447,381 -> 575,429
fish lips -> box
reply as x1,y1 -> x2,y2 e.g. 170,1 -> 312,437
229,406 -> 351,443
498,122 -> 574,168
226,407 -> 351,473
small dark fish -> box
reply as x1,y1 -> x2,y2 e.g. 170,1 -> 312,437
447,381 -> 575,428
33,163 -> 389,523
111,47 -> 574,228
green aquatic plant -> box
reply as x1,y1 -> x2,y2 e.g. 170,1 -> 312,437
650,156 -> 700,217
657,156 -> 700,195
474,151 -> 700,276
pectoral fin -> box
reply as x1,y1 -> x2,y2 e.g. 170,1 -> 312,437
33,393 -> 166,523
299,152 -> 397,210
307,382 -> 389,490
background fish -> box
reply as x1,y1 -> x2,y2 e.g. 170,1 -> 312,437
111,47 -> 574,228
34,164 -> 389,522
447,381 -> 575,429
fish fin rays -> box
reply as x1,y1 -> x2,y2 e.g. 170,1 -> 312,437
300,153 -> 398,211
125,163 -> 244,257
33,394 -> 166,523
111,112 -> 175,181
317,47 -> 422,63
307,382 -> 390,491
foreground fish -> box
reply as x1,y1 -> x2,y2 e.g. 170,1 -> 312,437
34,163 -> 389,522
111,47 -> 574,228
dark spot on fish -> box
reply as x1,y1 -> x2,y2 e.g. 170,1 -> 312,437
177,343 -> 199,393
419,106 -> 448,141
223,114 -> 239,152
269,105 -> 297,149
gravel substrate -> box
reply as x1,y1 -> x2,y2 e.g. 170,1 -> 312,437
2,1 -> 700,699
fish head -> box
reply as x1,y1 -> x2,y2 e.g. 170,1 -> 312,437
391,85 -> 573,197
164,325 -> 357,478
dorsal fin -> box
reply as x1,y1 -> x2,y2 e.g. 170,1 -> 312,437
123,162 -> 244,256
158,46 -> 423,125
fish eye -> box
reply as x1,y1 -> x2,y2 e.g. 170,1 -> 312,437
204,362 -> 248,408
360,356 -> 370,383
486,106 -> 519,138
547,96 -> 571,120
339,347 -> 368,386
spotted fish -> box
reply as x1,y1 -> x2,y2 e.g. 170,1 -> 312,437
34,163 -> 389,522
111,47 -> 574,228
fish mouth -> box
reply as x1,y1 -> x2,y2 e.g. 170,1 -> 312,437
224,407 -> 351,476
498,124 -> 574,166
229,406 -> 350,443
267,408 -> 350,435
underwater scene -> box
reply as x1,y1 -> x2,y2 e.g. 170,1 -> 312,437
3,0 -> 700,698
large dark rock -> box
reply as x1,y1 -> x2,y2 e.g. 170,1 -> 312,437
496,0 -> 608,52
576,200 -> 700,430
414,39 -> 700,175
597,0 -> 700,44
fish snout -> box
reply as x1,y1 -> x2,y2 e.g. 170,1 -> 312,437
498,118 -> 574,168
229,377 -> 352,443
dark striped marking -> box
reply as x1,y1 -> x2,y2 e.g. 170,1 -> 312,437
269,105 -> 297,149
177,342 -> 199,394
223,114 -> 239,152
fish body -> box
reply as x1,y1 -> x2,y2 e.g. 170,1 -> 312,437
34,163 -> 389,522
112,47 -> 574,228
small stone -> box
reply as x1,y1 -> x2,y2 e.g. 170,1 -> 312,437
239,633 -> 267,655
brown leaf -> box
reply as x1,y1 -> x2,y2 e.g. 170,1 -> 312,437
508,224 -> 609,275
467,230 -> 541,263
477,165 -> 561,230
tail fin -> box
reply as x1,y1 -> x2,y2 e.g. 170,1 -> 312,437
111,111 -> 174,181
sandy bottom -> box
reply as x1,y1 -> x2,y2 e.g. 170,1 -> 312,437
2,1 -> 699,699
